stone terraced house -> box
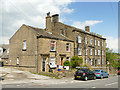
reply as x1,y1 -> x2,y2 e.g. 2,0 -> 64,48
7,13 -> 106,73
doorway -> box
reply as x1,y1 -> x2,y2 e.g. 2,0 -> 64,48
95,59 -> 97,66
61,57 -> 63,66
42,58 -> 46,72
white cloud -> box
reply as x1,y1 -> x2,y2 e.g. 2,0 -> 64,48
0,0 -> 74,44
72,20 -> 103,29
62,8 -> 74,13
104,36 -> 118,53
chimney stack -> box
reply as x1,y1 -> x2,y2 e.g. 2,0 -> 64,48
85,26 -> 90,32
46,12 -> 52,33
52,14 -> 59,23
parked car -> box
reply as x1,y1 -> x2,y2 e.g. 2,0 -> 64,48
118,70 -> 120,75
93,69 -> 109,79
74,67 -> 96,81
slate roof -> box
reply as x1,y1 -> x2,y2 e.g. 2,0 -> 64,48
26,25 -> 74,42
58,22 -> 106,40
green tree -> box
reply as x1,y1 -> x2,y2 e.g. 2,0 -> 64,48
64,60 -> 70,66
70,56 -> 83,68
106,48 -> 119,68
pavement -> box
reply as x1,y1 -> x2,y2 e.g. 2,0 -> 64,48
0,67 -> 74,85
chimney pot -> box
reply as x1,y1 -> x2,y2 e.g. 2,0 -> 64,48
85,26 -> 90,32
52,14 -> 59,23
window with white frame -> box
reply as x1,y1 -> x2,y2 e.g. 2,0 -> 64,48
17,57 -> 19,65
51,41 -> 56,51
90,48 -> 92,55
95,49 -> 97,55
90,38 -> 92,45
78,35 -> 81,43
66,57 -> 70,61
102,59 -> 104,64
85,58 -> 87,64
102,42 -> 103,47
85,37 -> 87,44
98,59 -> 100,64
50,57 -> 56,68
66,43 -> 70,52
78,47 -> 82,55
23,40 -> 26,50
85,48 -> 88,55
91,59 -> 93,66
98,40 -> 100,46
98,50 -> 100,55
95,40 -> 96,45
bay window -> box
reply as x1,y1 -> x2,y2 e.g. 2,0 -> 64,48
50,57 -> 56,68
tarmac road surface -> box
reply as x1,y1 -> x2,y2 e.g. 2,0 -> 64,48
2,75 -> 119,88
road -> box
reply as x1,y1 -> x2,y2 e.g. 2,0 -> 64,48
2,75 -> 119,88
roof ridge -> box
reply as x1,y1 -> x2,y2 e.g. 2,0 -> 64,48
25,24 -> 44,30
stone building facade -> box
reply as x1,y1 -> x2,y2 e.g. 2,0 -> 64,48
8,13 -> 106,73
50,14 -> 106,68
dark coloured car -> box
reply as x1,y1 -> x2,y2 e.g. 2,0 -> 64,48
74,67 -> 96,81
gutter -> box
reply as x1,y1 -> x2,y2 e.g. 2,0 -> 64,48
37,35 -> 74,42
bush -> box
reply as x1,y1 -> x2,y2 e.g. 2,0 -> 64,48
82,64 -> 88,67
70,56 -> 83,68
64,60 -> 70,66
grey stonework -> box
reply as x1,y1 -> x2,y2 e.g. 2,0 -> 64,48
7,13 -> 106,73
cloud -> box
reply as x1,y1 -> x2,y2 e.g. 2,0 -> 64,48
104,36 -> 118,53
62,8 -> 74,13
0,0 -> 74,44
72,20 -> 103,29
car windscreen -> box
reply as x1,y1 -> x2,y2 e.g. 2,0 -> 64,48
77,69 -> 85,73
93,70 -> 100,72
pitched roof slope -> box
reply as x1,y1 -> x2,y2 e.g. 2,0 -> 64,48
58,22 -> 106,40
26,25 -> 74,42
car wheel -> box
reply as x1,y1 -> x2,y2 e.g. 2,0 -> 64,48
106,76 -> 109,78
84,76 -> 88,81
93,76 -> 96,80
100,75 -> 103,79
74,77 -> 77,80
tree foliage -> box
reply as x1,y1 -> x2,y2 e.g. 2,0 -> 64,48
70,56 -> 83,68
106,48 -> 120,68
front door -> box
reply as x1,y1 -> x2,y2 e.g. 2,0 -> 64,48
42,58 -> 46,72
61,57 -> 63,66
95,60 -> 97,66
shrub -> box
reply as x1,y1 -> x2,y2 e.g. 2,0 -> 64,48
64,60 -> 70,66
70,56 -> 83,68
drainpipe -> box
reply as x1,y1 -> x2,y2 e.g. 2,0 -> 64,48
36,36 -> 39,73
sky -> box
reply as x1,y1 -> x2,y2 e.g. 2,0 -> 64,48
0,0 -> 119,53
